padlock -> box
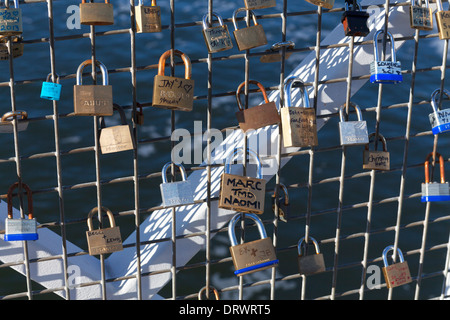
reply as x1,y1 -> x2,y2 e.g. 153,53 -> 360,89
73,59 -> 113,116
382,245 -> 412,288
228,213 -> 278,276
341,0 -> 370,37
297,236 -> 326,275
363,132 -> 390,171
243,0 -> 276,10
160,162 -> 194,207
271,183 -> 290,222
338,102 -> 369,146
281,76 -> 318,148
232,8 -> 267,51
198,286 -> 220,300
135,0 -> 162,33
0,35 -> 23,60
0,110 -> 28,133
421,152 -> 450,202
219,148 -> 266,215
152,49 -> 195,112
260,41 -> 295,63
40,73 -> 62,101
305,0 -> 334,10
0,0 -> 22,36
80,0 -> 114,26
370,30 -> 403,84
435,0 -> 450,39
86,206 -> 123,255
4,182 -> 38,241
235,80 -> 280,132
428,88 -> 450,134
99,104 -> 135,154
409,0 -> 433,30
202,12 -> 233,53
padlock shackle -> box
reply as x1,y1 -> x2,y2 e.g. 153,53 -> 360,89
232,8 -> 258,30
7,182 -> 33,220
373,30 -> 397,63
76,59 -> 109,86
339,102 -> 364,122
228,213 -> 268,247
224,147 -> 262,179
161,162 -> 188,184
45,72 -> 60,84
365,132 -> 387,152
424,152 -> 446,184
297,236 -> 320,256
157,49 -> 192,80
283,76 -> 311,109
1,110 -> 27,122
198,286 -> 220,300
4,0 -> 19,8
411,0 -> 430,8
202,12 -> 224,30
87,206 -> 116,231
436,0 -> 445,12
382,245 -> 405,267
273,183 -> 289,205
344,0 -> 361,11
235,80 -> 270,111
430,88 -> 450,113
99,103 -> 129,129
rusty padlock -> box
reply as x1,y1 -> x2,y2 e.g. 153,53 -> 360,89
382,245 -> 412,288
80,0 -> 114,26
362,132 -> 390,171
232,8 -> 267,51
99,104 -> 135,154
85,206 -> 123,255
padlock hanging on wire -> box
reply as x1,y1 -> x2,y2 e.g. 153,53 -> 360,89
135,0 -> 162,33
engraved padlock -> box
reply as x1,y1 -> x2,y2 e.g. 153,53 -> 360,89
86,206 -> 123,255
0,110 -> 28,133
219,148 -> 266,215
0,0 -> 22,36
160,162 -> 194,207
135,0 -> 162,33
41,73 -> 62,101
243,0 -> 276,10
297,236 -> 326,275
382,245 -> 412,288
152,49 -> 195,112
281,76 -> 318,148
0,35 -> 23,60
370,30 -> 403,84
410,0 -> 433,30
341,0 -> 370,37
435,0 -> 450,39
228,213 -> 278,276
338,102 -> 369,146
80,0 -> 114,26
421,152 -> 450,202
99,104 -> 135,154
363,133 -> 390,171
305,0 -> 334,10
73,59 -> 113,116
271,183 -> 290,222
4,182 -> 38,241
235,80 -> 280,132
232,8 -> 267,51
428,88 -> 450,134
202,12 -> 233,53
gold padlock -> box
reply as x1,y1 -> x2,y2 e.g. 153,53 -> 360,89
152,49 -> 195,111
232,8 -> 267,51
80,0 -> 114,26
244,0 -> 276,10
436,0 -> 450,39
99,104 -> 135,154
305,0 -> 334,9
409,0 -> 433,30
135,0 -> 162,33
0,35 -> 23,60
86,206 -> 123,256
235,80 -> 280,132
297,236 -> 326,275
382,245 -> 412,288
198,286 -> 220,300
363,133 -> 390,171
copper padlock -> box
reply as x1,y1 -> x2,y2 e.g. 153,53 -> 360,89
297,236 -> 326,275
232,8 -> 267,51
99,104 -> 135,154
135,0 -> 162,33
382,245 -> 412,288
152,49 -> 195,112
260,41 -> 295,63
235,80 -> 280,132
0,110 -> 28,133
363,133 -> 390,171
244,0 -> 276,10
80,0 -> 114,26
86,206 -> 123,255
436,0 -> 450,39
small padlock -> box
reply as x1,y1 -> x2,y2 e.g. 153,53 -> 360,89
152,49 -> 195,112
73,59 -> 113,116
4,182 -> 38,241
202,12 -> 233,53
219,148 -> 266,215
160,162 -> 194,207
271,183 -> 290,222
80,0 -> 114,26
281,76 -> 318,148
0,35 -> 23,60
341,0 -> 370,37
260,41 -> 295,63
382,245 -> 412,288
338,102 -> 369,146
41,73 -> 62,101
428,88 -> 450,135
243,0 -> 276,10
0,110 -> 28,133
135,0 -> 162,33
435,0 -> 450,39
409,0 -> 433,30
363,133 -> 390,171
86,206 -> 123,255
99,104 -> 135,154
421,152 -> 450,202
0,0 -> 22,36
235,80 -> 280,132
305,0 -> 334,9
232,8 -> 267,51
370,30 -> 403,84
228,213 -> 278,276
198,286 -> 220,300
297,236 -> 326,275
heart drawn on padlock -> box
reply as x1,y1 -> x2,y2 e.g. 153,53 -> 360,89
183,84 -> 193,93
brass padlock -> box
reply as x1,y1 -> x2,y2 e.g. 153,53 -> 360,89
409,0 -> 433,30
202,12 -> 233,53
85,206 -> 123,255
73,59 -> 113,116
421,152 -> 450,202
219,148 -> 266,215
0,35 -> 23,60
341,0 -> 370,37
305,0 -> 334,10
297,236 -> 326,275
99,104 -> 135,154
152,49 -> 195,112
80,0 -> 114,26
363,133 -> 390,171
281,76 -> 318,148
198,286 -> 220,300
135,0 -> 162,33
260,41 -> 295,63
244,0 -> 276,10
382,245 -> 412,288
271,183 -> 289,222
436,0 -> 450,39
0,110 -> 28,133
0,0 -> 22,36
228,213 -> 278,276
235,80 -> 280,132
232,8 -> 267,51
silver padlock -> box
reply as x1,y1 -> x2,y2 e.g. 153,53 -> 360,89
369,30 -> 402,84
160,162 -> 194,207
428,88 -> 450,135
202,12 -> 233,53
338,102 -> 369,146
0,110 -> 28,133
297,236 -> 326,275
421,152 -> 450,202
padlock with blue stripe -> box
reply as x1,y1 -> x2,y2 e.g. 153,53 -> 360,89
369,30 -> 402,84
421,152 -> 450,202
428,88 -> 450,134
40,73 -> 62,101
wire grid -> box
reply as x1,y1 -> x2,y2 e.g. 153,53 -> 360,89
0,0 -> 449,300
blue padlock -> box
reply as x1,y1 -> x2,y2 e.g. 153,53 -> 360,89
428,88 -> 450,134
369,30 -> 402,84
40,73 -> 62,101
